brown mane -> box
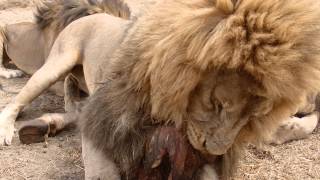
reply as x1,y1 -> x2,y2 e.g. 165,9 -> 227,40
35,0 -> 131,31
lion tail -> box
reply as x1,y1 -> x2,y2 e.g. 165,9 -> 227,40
215,0 -> 235,14
35,0 -> 131,31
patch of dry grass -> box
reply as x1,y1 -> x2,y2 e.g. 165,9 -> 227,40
0,0 -> 34,10
235,126 -> 320,180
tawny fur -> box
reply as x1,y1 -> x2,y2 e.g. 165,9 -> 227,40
79,0 -> 320,179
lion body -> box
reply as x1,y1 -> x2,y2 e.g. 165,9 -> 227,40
80,0 -> 320,178
0,0 -> 131,95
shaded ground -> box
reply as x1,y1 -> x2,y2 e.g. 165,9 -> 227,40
0,1 -> 319,180
0,1 -> 83,179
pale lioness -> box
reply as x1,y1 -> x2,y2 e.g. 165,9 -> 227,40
0,0 -> 132,144
0,0 -> 130,95
1,0 -> 320,179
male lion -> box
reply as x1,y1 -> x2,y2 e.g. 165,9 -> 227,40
78,0 -> 320,179
1,0 -> 320,179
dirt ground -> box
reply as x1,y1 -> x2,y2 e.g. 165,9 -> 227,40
0,1 -> 319,180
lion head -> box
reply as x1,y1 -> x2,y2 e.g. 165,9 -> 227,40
122,0 -> 320,156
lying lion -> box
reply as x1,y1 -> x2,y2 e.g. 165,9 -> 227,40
0,0 -> 130,95
1,0 -> 320,179
77,0 -> 320,178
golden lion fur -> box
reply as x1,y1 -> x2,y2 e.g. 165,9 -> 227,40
80,0 -> 320,178
110,0 -> 320,143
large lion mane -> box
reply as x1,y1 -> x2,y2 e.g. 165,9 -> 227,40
80,0 -> 320,179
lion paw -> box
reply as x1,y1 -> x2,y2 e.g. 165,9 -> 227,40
0,106 -> 19,146
0,68 -> 24,79
0,118 -> 15,146
270,112 -> 319,145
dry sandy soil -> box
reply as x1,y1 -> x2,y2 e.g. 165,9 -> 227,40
0,1 -> 319,180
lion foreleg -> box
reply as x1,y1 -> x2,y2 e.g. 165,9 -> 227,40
0,51 -> 79,145
82,136 -> 121,180
270,112 -> 319,144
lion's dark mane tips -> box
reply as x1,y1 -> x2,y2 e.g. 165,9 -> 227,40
35,0 -> 131,31
79,81 -> 151,178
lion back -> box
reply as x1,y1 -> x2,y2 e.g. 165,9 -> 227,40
35,0 -> 131,31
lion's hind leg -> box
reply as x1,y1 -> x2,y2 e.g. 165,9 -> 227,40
0,66 -> 24,79
18,74 -> 82,144
18,113 -> 72,144
64,74 -> 84,112
0,25 -> 23,79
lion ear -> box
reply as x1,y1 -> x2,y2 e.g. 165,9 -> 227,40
215,0 -> 235,14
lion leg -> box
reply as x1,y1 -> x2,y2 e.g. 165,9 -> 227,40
82,136 -> 121,180
0,64 -> 24,79
270,112 -> 319,144
0,49 -> 79,145
0,26 -> 23,79
18,113 -> 77,144
64,74 -> 82,112
18,74 -> 82,144
49,80 -> 65,97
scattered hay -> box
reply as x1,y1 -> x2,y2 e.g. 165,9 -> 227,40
0,0 -> 34,10
235,126 -> 320,180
